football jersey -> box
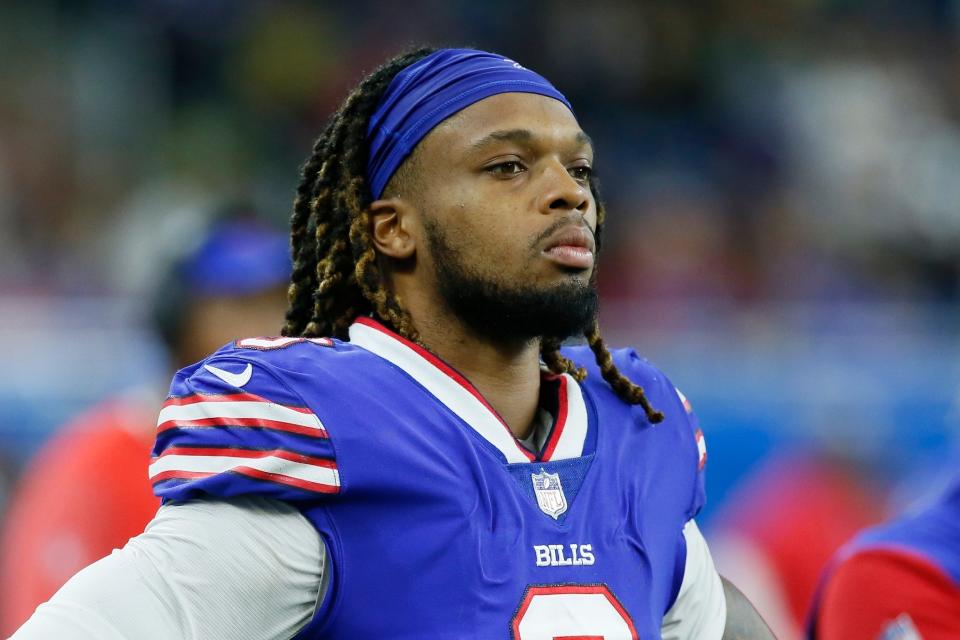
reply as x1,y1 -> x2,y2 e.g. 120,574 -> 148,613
808,479 -> 960,639
151,317 -> 709,639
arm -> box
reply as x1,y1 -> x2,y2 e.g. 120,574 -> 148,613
10,497 -> 326,640
721,576 -> 776,640
661,521 -> 727,640
659,521 -> 773,640
0,406 -> 158,635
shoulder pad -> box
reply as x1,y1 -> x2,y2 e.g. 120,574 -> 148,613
151,348 -> 340,504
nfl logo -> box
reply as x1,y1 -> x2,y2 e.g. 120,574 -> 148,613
879,614 -> 922,640
531,469 -> 567,519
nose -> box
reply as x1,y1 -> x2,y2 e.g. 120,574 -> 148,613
536,162 -> 590,216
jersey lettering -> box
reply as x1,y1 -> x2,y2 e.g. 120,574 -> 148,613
534,544 -> 595,567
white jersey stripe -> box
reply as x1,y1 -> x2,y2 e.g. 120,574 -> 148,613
236,337 -> 304,349
157,401 -> 325,433
661,520 -> 726,640
149,453 -> 340,488
696,429 -> 707,470
349,320 -> 531,464
348,319 -> 591,463
545,373 -> 589,461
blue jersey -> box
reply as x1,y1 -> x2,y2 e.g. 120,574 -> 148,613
151,318 -> 708,639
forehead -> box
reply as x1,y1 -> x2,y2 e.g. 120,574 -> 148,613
426,92 -> 588,152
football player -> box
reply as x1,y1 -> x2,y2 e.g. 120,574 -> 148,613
808,475 -> 960,639
12,47 -> 773,639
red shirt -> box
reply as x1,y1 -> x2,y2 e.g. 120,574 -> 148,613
0,395 -> 160,634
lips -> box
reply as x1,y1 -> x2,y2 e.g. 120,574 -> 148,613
541,226 -> 595,270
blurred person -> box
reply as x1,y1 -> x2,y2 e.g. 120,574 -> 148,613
710,451 -> 886,640
807,474 -> 960,639
11,47 -> 773,639
0,450 -> 16,530
0,211 -> 290,635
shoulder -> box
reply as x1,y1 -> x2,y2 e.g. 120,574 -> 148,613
167,335 -> 390,410
153,336 -> 364,505
563,345 -> 667,387
563,344 -> 708,518
175,335 -> 371,383
562,344 -> 697,429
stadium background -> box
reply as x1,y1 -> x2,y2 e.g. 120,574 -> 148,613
1,0 -> 959,636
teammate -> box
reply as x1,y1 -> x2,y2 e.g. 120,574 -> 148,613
0,214 -> 290,634
808,475 -> 960,639
11,47 -> 773,639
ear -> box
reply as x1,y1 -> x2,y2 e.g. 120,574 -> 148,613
369,197 -> 416,260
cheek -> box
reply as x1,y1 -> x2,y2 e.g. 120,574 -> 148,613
425,182 -> 542,272
441,206 -> 534,269
579,191 -> 599,230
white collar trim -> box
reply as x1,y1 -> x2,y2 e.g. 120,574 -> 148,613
348,318 -> 588,463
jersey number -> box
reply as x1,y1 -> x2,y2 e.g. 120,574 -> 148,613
511,584 -> 639,640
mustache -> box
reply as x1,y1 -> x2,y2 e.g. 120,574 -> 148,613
529,215 -> 597,250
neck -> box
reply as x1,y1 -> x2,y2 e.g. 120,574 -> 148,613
410,311 -> 544,440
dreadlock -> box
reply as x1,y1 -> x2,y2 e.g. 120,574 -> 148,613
282,48 -> 664,424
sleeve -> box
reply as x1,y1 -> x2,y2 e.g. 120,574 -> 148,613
9,496 -> 327,640
656,374 -> 721,631
661,520 -> 727,640
152,355 -> 340,503
673,386 -> 708,521
814,547 -> 960,640
0,413 -> 157,635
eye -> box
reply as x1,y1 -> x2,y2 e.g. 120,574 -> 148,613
486,161 -> 527,178
568,165 -> 593,183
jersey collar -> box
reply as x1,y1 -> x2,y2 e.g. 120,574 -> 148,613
347,317 -> 589,464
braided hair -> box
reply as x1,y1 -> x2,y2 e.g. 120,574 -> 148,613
282,48 -> 664,423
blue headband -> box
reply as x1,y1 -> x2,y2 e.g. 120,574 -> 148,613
366,48 -> 573,199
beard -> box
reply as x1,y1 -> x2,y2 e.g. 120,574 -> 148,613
423,218 -> 599,344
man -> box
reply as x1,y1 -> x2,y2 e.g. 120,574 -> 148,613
808,475 -> 960,639
1,214 -> 290,634
12,47 -> 772,639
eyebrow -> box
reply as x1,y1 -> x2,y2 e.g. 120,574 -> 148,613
470,128 -> 593,152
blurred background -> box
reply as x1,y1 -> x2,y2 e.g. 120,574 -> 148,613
1,0 -> 959,636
